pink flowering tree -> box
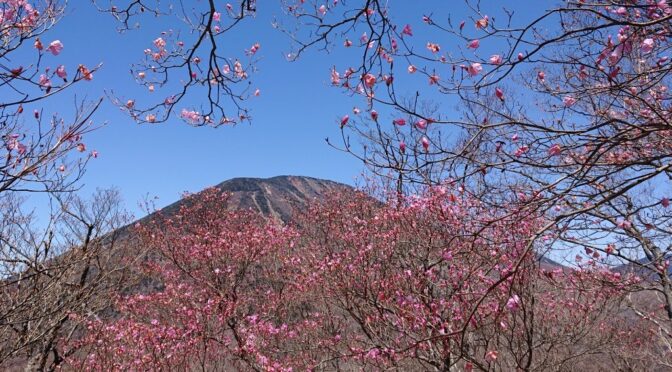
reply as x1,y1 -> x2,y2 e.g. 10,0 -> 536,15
65,188 -> 321,370
68,186 -> 664,369
277,0 -> 672,337
291,188 -> 661,370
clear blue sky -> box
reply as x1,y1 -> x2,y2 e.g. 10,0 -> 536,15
31,1 -> 549,216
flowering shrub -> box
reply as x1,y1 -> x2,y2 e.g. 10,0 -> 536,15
66,187 -> 662,370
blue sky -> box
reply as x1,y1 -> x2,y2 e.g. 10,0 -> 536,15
28,1 -> 550,216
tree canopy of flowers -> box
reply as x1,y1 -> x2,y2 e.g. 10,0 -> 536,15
65,188 -> 663,370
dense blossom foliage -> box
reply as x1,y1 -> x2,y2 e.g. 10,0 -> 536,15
66,189 -> 310,370
277,0 -> 672,352
65,188 -> 665,370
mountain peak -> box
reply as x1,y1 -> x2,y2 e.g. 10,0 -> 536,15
156,175 -> 350,222
214,175 -> 351,222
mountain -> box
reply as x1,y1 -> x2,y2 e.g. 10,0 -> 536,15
613,253 -> 672,279
538,255 -> 564,271
157,175 -> 353,223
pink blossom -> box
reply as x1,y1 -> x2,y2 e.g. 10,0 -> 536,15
78,65 -> 93,80
16,143 -> 27,155
429,74 -> 439,85
578,65 -> 588,80
641,38 -> 655,53
514,145 -> 529,157
609,66 -> 621,79
370,110 -> 378,121
56,65 -> 67,79
426,42 -> 440,53
38,74 -> 51,88
318,5 -> 327,16
467,39 -> 480,49
537,71 -> 545,81
490,54 -> 502,65
248,43 -> 260,55
393,118 -> 406,126
563,96 -> 577,107
517,52 -> 524,61
363,73 -> 376,88
421,136 -> 429,151
402,24 -> 413,37
153,37 -> 166,50
617,219 -> 632,229
399,141 -> 406,153
340,115 -> 349,127
180,109 -> 202,124
495,87 -> 504,101
10,67 -> 23,77
548,144 -> 562,156
662,198 -> 670,208
408,65 -> 417,73
608,44 -> 623,65
330,68 -> 340,85
213,11 -> 221,21
234,60 -> 246,78
506,294 -> 521,311
467,63 -> 482,77
475,15 -> 488,29
415,119 -> 427,130
47,40 -> 63,55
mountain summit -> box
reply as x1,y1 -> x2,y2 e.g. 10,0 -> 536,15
159,176 -> 352,223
